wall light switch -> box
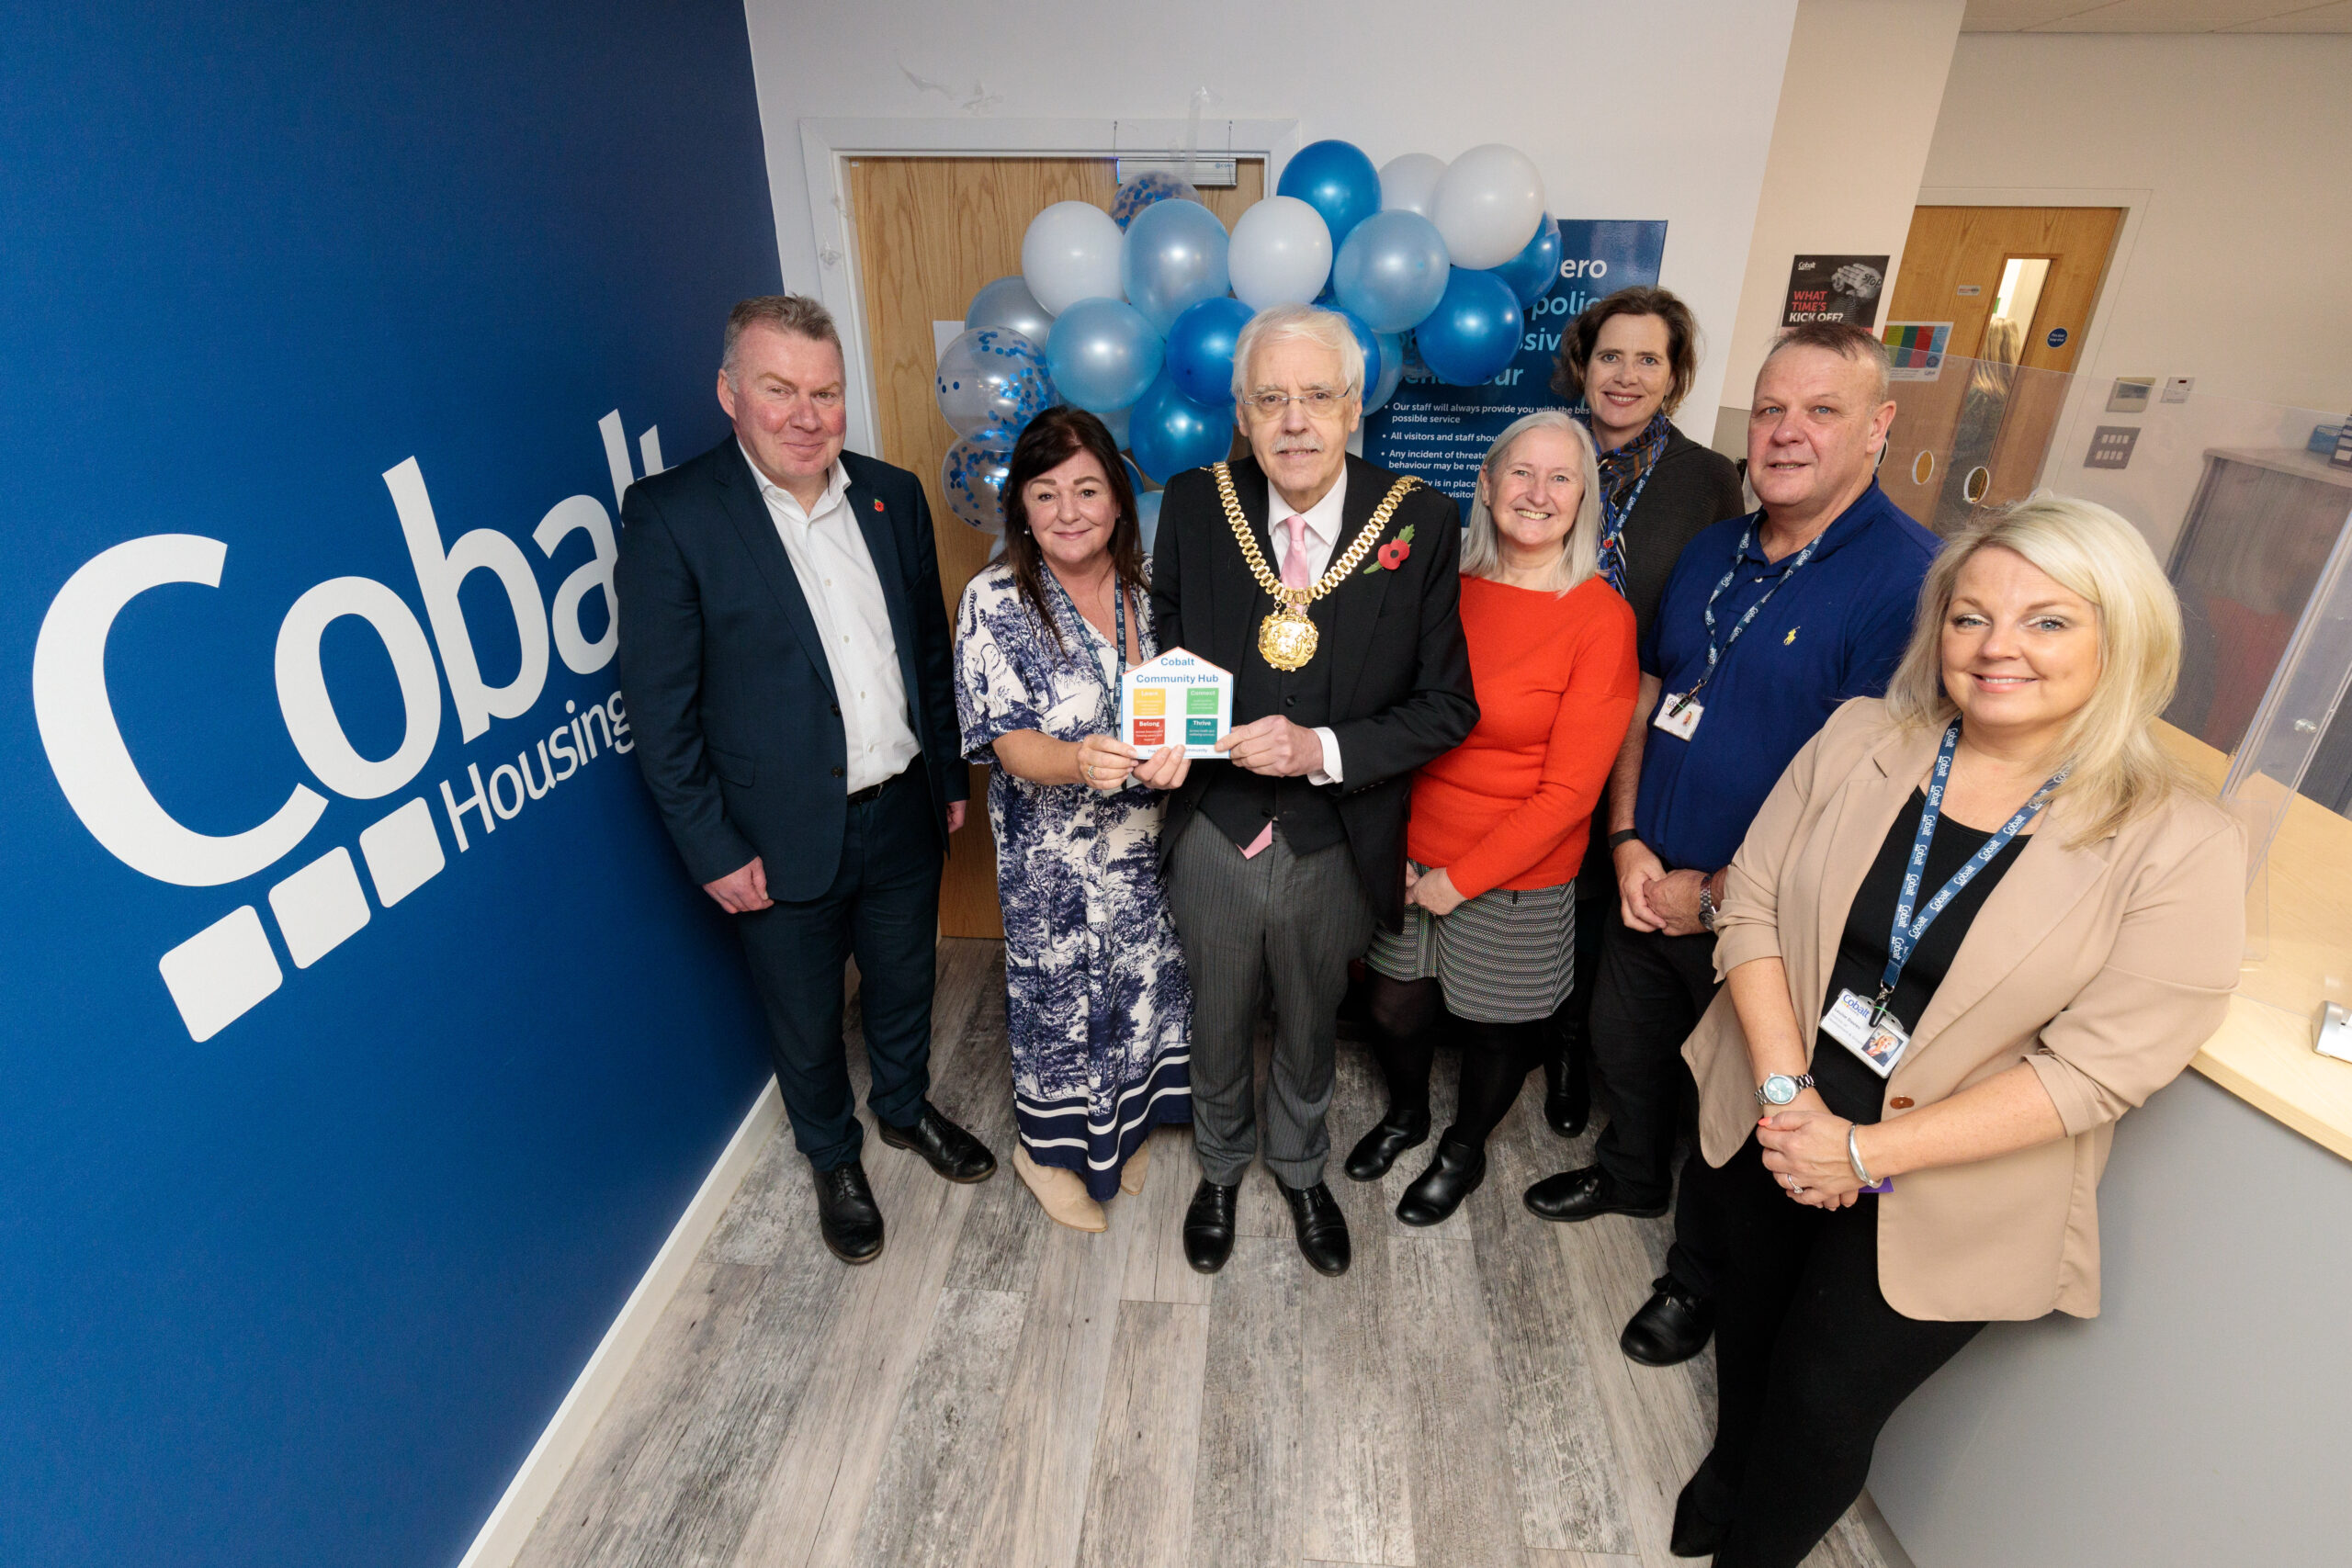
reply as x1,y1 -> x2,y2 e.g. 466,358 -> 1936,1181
2163,376 -> 2194,404
2107,378 -> 2154,413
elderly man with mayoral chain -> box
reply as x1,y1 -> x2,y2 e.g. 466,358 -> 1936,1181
1150,303 -> 1478,1279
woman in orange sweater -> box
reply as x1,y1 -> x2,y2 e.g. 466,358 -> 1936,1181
1346,409 -> 1641,1224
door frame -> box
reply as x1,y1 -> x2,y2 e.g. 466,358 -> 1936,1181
1909,185 -> 2150,492
798,117 -> 1301,457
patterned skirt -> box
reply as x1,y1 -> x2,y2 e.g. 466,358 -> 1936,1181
1364,874 -> 1577,1023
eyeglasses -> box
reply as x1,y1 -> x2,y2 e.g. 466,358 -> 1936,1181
1241,389 -> 1351,419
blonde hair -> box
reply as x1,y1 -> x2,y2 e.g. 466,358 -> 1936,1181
1460,410 -> 1602,594
1883,495 -> 2188,844
1230,303 -> 1367,403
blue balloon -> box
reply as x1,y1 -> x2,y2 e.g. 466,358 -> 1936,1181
1276,139 -> 1381,252
1331,209 -> 1451,333
1097,400 -> 1133,450
1129,374 -> 1235,483
1367,331 -> 1405,412
1121,198 -> 1230,337
1487,212 -> 1562,308
1164,296 -> 1254,406
1136,490 -> 1164,554
1045,297 -> 1164,412
1334,309 -> 1382,399
1416,268 -> 1522,386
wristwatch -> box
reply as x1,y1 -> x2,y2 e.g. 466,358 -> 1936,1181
1607,829 -> 1640,850
1755,1072 -> 1815,1108
1698,877 -> 1718,932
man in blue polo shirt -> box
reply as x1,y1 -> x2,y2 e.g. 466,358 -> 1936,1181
1523,321 -> 1939,1369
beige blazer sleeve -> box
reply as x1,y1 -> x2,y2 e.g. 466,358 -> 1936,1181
1681,698 -> 2246,1321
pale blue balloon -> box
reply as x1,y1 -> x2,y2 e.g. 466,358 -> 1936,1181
933,328 -> 1053,440
1332,209 -> 1451,333
1045,297 -> 1163,413
965,275 -> 1056,345
1368,332 -> 1406,412
1136,489 -> 1164,553
1120,198 -> 1231,337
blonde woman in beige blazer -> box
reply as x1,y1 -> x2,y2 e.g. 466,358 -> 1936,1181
1668,497 -> 2244,1567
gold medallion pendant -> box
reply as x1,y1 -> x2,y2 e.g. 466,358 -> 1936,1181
1211,461 -> 1421,673
1258,601 -> 1319,671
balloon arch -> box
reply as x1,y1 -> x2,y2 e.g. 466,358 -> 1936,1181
933,139 -> 1564,543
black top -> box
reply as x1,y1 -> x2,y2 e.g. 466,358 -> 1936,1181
1810,787 -> 2030,1124
1578,424 -> 1747,894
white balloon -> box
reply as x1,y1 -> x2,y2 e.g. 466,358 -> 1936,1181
1227,196 -> 1333,310
1377,152 -> 1447,219
1022,201 -> 1125,317
1431,144 -> 1546,270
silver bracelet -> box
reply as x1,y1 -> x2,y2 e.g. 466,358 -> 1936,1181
1847,1124 -> 1876,1187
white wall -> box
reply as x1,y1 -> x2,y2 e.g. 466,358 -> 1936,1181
742,0 -> 1801,434
1714,0 -> 1968,448
1923,32 -> 2352,415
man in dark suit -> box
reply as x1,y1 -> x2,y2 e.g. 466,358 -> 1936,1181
1151,304 -> 1477,1278
616,294 -> 994,1266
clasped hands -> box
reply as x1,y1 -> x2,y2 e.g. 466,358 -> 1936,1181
1075,731 -> 1190,794
1612,838 -> 1712,937
1757,1097 -> 1867,1210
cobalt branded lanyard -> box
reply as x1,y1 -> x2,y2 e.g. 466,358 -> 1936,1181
1046,566 -> 1129,728
1656,516 -> 1823,734
1821,718 -> 2069,1078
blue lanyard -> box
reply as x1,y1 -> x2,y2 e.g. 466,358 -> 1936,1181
1874,720 -> 2069,1021
1046,567 -> 1128,684
1600,460 -> 1657,553
1668,516 -> 1820,714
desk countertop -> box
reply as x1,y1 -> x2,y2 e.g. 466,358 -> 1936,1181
2166,727 -> 2352,1162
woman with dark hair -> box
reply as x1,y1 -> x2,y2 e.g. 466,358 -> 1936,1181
1540,287 -> 1748,1139
953,406 -> 1194,1231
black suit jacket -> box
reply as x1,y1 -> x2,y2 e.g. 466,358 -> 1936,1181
1149,453 -> 1477,927
614,439 -> 967,899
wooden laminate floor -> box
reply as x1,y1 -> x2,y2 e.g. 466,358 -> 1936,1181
517,940 -> 1894,1568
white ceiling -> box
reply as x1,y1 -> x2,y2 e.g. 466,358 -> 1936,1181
1963,0 -> 2352,28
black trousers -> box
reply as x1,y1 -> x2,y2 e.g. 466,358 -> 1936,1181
733,770 -> 941,1170
1585,908 -> 1724,1295
1684,1136 -> 1987,1568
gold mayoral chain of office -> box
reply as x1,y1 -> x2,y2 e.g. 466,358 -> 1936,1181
1213,460 -> 1421,672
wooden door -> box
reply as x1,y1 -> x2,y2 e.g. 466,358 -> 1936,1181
846,155 -> 1266,938
1880,205 -> 2123,532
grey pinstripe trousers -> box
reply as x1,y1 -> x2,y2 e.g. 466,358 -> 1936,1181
1164,816 -> 1379,1189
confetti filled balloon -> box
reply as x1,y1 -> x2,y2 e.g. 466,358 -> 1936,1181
933,328 -> 1054,440
941,428 -> 1017,533
1111,169 -> 1200,229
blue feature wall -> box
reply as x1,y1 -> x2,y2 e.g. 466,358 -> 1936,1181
0,5 -> 780,1565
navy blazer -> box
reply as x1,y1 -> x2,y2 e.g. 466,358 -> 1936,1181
615,439 -> 967,898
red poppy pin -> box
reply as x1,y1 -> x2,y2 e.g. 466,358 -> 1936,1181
872,498 -> 886,513
1365,524 -> 1416,574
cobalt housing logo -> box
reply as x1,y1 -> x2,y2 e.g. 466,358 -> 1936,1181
32,412 -> 662,1042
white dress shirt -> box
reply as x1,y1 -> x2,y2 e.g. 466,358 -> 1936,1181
742,446 -> 921,793
1269,468 -> 1348,786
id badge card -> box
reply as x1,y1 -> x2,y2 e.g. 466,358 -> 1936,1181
1821,987 -> 1911,1078
1653,694 -> 1702,740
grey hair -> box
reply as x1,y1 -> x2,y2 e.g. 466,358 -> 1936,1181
722,294 -> 843,384
1230,303 -> 1366,404
1760,319 -> 1891,406
1460,410 -> 1603,594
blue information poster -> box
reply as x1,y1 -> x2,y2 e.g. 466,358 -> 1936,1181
1364,220 -> 1668,511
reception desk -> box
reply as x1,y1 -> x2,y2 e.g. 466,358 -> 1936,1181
1869,736 -> 2352,1566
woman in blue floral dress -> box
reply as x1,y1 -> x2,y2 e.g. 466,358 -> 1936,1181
955,407 -> 1193,1230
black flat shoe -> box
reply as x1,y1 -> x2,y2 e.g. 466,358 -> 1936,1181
1542,1035 -> 1589,1138
1396,1134 -> 1486,1226
1669,1458 -> 1736,1557
1343,1108 -> 1430,1181
1182,1179 -> 1238,1274
1279,1179 -> 1351,1276
1522,1164 -> 1668,1223
812,1158 -> 885,1264
1623,1277 -> 1716,1367
877,1102 -> 997,1183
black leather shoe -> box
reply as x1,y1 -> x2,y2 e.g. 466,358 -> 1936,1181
1343,1108 -> 1430,1181
1542,1035 -> 1590,1138
1522,1164 -> 1668,1223
877,1102 -> 997,1183
1182,1179 -> 1238,1274
1396,1134 -> 1487,1226
1280,1179 -> 1351,1276
812,1159 -> 885,1264
1622,1276 -> 1716,1367
1669,1459 -> 1736,1557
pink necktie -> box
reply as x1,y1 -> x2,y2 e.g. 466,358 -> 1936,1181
1242,516 -> 1315,860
